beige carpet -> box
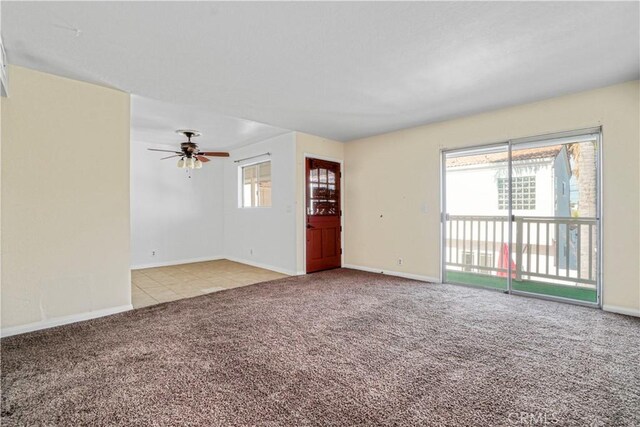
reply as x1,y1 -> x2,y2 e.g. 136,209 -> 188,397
2,269 -> 639,426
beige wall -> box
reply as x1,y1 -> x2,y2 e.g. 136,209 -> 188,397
1,65 -> 131,331
295,132 -> 344,274
345,81 -> 640,315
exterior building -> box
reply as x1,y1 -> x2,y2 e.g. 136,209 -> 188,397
445,146 -> 576,277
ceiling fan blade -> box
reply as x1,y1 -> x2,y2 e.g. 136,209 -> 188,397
195,155 -> 211,163
198,151 -> 230,157
160,155 -> 181,160
148,148 -> 182,154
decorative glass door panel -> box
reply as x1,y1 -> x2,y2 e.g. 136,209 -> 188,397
308,163 -> 338,216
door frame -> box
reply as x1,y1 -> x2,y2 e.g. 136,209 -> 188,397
303,153 -> 344,274
439,127 -> 603,308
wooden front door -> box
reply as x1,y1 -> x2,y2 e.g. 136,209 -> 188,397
306,158 -> 341,273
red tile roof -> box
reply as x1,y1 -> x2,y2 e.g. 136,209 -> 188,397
447,145 -> 563,168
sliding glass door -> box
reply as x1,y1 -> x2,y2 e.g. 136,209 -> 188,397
443,144 -> 510,291
442,129 -> 601,306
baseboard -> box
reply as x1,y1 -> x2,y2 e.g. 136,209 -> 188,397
131,255 -> 224,270
342,264 -> 441,284
1,304 -> 133,338
603,304 -> 640,318
224,256 -> 297,276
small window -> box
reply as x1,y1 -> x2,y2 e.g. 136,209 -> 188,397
497,176 -> 536,210
241,161 -> 271,208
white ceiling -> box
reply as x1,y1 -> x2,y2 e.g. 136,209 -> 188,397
131,95 -> 289,149
3,2 -> 639,142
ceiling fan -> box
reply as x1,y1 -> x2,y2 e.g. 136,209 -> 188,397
148,130 -> 229,169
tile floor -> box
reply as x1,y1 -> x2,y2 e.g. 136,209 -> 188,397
131,259 -> 288,308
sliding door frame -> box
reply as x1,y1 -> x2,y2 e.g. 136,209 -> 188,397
440,127 -> 603,308
507,127 -> 603,308
440,141 -> 512,294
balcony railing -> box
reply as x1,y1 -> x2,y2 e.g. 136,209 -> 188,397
445,215 -> 598,286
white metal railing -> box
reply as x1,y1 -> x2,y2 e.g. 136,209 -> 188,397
445,215 -> 597,285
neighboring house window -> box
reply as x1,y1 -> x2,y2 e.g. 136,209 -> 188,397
497,176 -> 536,210
241,161 -> 272,207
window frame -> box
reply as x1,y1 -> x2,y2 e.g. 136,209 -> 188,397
239,160 -> 272,209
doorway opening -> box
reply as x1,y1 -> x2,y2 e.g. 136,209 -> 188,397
441,128 -> 602,306
305,157 -> 342,273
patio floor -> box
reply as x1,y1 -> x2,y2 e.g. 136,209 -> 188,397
445,271 -> 597,303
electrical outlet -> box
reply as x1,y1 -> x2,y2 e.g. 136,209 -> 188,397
152,250 -> 156,257
397,258 -> 403,266
249,249 -> 253,255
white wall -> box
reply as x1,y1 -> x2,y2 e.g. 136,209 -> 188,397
223,132 -> 298,274
130,142 -> 224,268
446,161 -> 555,217
1,65 -> 131,334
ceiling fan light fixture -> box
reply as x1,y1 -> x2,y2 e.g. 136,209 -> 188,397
151,130 -> 228,174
